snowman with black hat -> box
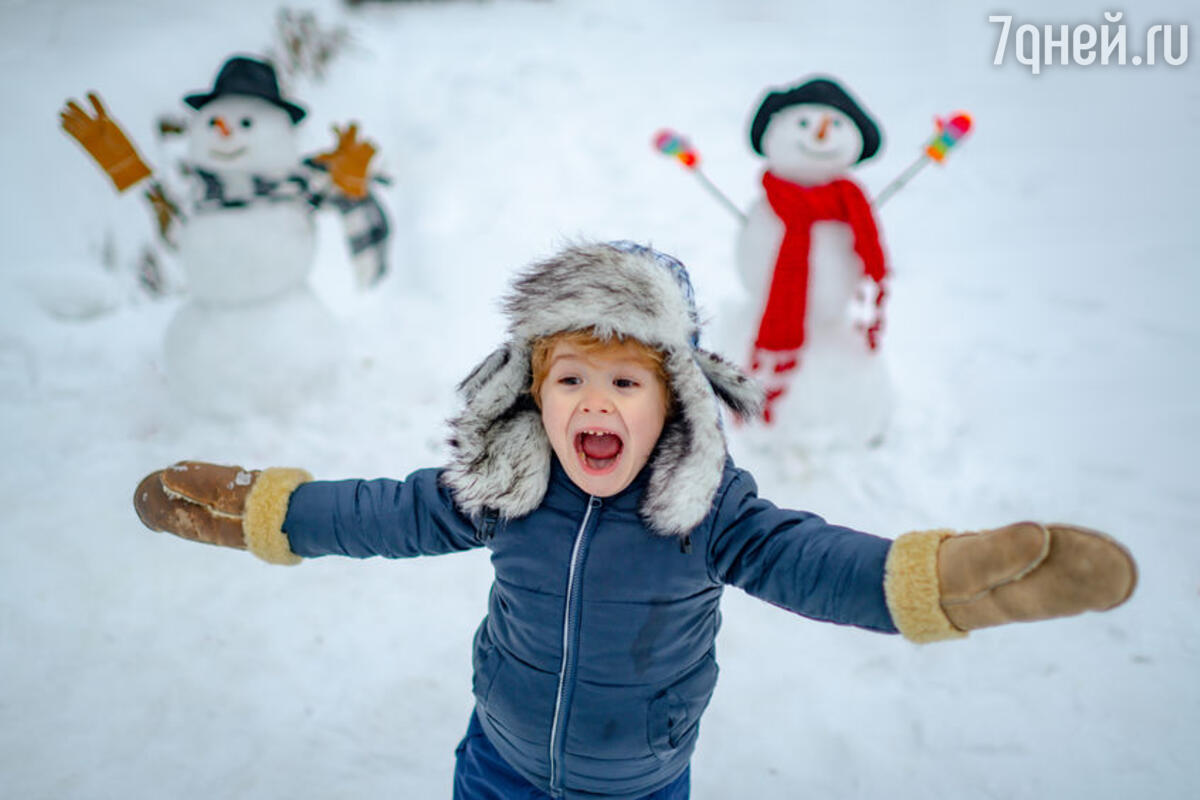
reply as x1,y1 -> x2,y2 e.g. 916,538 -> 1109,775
732,75 -> 892,447
60,55 -> 390,417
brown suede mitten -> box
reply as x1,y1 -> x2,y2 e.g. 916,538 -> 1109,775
133,461 -> 311,565
884,522 -> 1137,643
59,92 -> 153,192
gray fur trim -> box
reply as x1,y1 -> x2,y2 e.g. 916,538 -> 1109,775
504,244 -> 698,352
444,345 -> 552,520
442,242 -> 763,536
641,349 -> 731,535
696,348 -> 765,419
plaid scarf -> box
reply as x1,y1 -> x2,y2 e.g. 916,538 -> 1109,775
183,158 -> 390,287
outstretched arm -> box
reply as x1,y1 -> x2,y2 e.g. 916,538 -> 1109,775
283,470 -> 482,559
709,470 -> 1136,642
709,472 -> 896,633
134,461 -> 480,565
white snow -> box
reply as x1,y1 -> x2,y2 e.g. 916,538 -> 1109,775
2,1 -> 1197,798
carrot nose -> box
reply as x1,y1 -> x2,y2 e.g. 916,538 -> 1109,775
213,116 -> 232,137
816,115 -> 831,141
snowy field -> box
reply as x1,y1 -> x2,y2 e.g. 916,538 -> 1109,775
2,0 -> 1198,798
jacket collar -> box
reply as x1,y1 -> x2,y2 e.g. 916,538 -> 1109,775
543,453 -> 652,513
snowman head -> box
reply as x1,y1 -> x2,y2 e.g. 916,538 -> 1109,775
759,104 -> 863,184
186,94 -> 299,173
749,77 -> 882,186
183,56 -> 306,174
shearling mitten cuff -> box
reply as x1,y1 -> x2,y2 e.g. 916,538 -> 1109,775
243,467 -> 311,565
884,529 -> 967,644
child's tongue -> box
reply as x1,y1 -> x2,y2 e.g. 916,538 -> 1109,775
579,432 -> 621,462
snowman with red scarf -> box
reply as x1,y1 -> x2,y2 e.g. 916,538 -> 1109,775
736,76 -> 891,446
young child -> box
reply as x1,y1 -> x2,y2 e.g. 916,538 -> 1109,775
133,241 -> 1136,800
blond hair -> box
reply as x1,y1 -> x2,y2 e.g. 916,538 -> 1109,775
530,329 -> 672,412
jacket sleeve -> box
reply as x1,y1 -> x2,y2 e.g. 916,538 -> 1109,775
281,467 -> 482,559
707,468 -> 897,634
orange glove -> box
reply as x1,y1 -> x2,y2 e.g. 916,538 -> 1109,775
59,92 -> 152,192
313,122 -> 376,198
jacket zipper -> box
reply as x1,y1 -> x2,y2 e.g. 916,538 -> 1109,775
548,495 -> 601,797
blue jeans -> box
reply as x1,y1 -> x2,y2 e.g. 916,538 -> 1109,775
453,711 -> 690,800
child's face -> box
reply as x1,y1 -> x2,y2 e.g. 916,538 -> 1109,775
538,339 -> 668,498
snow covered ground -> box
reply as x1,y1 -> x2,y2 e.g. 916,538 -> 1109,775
2,0 -> 1197,797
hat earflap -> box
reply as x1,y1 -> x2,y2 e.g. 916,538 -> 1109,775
444,344 -> 552,522
643,350 -> 734,536
695,348 -> 765,420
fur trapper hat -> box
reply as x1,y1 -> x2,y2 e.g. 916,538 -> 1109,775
442,241 -> 764,537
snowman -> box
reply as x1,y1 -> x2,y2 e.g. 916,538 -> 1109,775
60,55 -> 389,417
732,76 -> 891,447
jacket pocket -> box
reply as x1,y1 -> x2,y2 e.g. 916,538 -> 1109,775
647,652 -> 720,760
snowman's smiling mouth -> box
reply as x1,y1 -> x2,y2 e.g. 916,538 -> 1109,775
575,430 -> 624,473
209,147 -> 248,161
796,143 -> 842,159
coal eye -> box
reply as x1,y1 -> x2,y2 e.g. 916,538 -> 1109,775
832,119 -> 843,127
207,117 -> 218,127
240,118 -> 253,129
798,118 -> 810,127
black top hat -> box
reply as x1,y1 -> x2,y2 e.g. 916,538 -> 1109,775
183,56 -> 306,124
748,77 -> 882,164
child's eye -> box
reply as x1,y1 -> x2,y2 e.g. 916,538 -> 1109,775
557,376 -> 581,386
614,378 -> 639,389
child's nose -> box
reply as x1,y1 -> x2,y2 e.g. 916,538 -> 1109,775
581,390 -> 613,414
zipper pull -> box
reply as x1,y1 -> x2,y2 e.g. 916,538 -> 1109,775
474,507 -> 500,543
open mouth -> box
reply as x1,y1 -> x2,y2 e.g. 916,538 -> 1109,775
209,146 -> 248,161
575,430 -> 624,473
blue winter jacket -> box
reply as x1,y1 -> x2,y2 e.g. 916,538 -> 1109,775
282,456 -> 897,799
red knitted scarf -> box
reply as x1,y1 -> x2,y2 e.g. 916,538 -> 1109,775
755,171 -> 887,353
